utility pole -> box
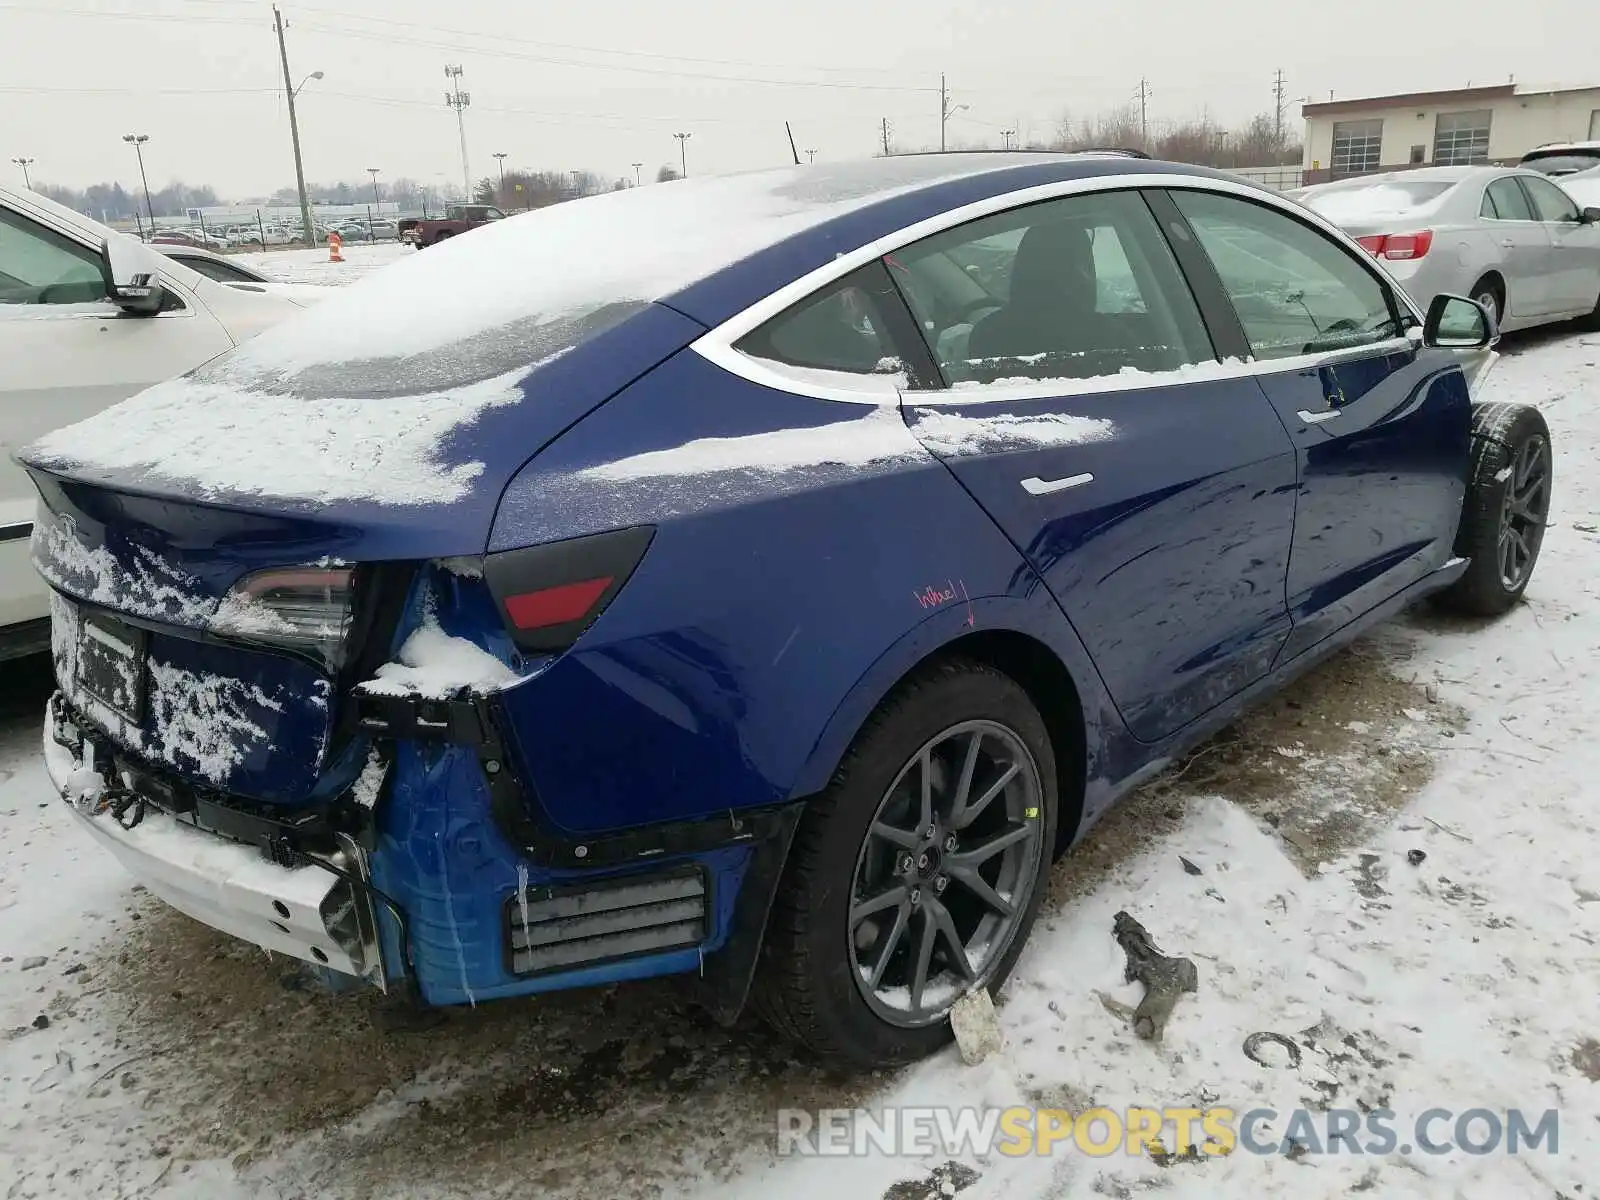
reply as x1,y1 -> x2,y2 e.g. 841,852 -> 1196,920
1272,68 -> 1287,151
1001,129 -> 1016,150
1135,77 -> 1152,149
273,6 -> 316,248
806,148 -> 817,164
938,74 -> 968,152
881,117 -> 892,157
367,167 -> 381,208
631,161 -> 643,185
11,156 -> 33,189
444,65 -> 471,200
673,131 -> 691,178
492,151 -> 507,201
122,134 -> 155,226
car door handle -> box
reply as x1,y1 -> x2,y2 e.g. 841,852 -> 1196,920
1296,409 -> 1342,424
1021,473 -> 1094,496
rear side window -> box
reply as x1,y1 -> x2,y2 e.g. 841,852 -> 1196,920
1483,178 -> 1536,221
1172,190 -> 1399,361
887,189 -> 1215,385
735,262 -> 903,375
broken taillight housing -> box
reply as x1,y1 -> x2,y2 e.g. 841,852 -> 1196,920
209,565 -> 357,670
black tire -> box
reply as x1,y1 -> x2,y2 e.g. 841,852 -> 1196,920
753,658 -> 1059,1068
1468,274 -> 1504,329
1580,290 -> 1600,331
1436,402 -> 1552,616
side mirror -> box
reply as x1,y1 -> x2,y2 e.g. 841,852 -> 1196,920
1424,293 -> 1496,349
101,233 -> 169,315
1580,207 -> 1600,224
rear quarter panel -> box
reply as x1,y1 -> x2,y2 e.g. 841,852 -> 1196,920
488,350 -> 1131,838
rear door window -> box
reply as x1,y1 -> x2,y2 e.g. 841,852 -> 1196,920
1171,189 -> 1400,360
1483,178 -> 1536,221
888,189 -> 1215,385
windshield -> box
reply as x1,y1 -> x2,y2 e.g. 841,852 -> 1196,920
1522,152 -> 1600,176
1301,181 -> 1456,223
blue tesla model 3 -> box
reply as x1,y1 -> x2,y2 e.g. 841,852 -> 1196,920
20,152 -> 1550,1067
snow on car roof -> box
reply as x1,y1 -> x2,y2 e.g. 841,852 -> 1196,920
216,156 -> 1035,385
21,155 -> 1149,509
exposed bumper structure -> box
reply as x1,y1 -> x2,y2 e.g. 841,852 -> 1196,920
42,697 -> 379,980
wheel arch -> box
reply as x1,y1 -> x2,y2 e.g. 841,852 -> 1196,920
789,600 -> 1100,859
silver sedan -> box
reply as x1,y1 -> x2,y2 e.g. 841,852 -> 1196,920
1292,166 -> 1600,332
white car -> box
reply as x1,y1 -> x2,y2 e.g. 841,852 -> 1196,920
153,245 -> 334,304
0,183 -> 316,659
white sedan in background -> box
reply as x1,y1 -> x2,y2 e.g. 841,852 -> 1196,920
1293,166 -> 1600,332
0,184 -> 317,659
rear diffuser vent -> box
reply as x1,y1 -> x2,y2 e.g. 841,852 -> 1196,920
506,866 -> 707,976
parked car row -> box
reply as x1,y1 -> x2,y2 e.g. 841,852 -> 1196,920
4,154 -> 1559,1068
1290,166 -> 1600,333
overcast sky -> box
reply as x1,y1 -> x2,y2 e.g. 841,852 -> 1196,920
1,0 -> 1590,199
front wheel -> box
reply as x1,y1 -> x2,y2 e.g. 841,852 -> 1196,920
754,659 -> 1058,1068
1436,402 -> 1552,616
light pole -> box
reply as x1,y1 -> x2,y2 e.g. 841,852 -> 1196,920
492,151 -> 507,202
11,156 -> 33,189
272,5 -> 320,246
367,167 -> 381,207
121,134 -> 155,225
805,148 -> 817,164
444,65 -> 471,200
673,131 -> 691,178
631,161 -> 643,186
1001,129 -> 1016,150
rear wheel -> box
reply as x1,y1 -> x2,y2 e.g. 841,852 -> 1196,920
1468,274 -> 1504,329
754,660 -> 1058,1068
1436,403 -> 1552,616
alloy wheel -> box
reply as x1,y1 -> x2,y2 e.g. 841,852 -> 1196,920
847,720 -> 1045,1027
1498,433 -> 1550,590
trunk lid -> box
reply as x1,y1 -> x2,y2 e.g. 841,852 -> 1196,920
23,287 -> 705,806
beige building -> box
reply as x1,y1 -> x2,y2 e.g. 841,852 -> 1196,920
1301,83 -> 1600,184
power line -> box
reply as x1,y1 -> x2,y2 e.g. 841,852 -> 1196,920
283,3 -> 926,80
289,19 -> 939,93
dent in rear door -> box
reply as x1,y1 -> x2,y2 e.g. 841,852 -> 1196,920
889,188 -> 1297,744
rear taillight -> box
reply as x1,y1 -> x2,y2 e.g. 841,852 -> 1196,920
1355,231 -> 1433,261
210,565 -> 356,670
484,526 -> 655,653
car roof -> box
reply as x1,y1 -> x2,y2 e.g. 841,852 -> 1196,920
1523,141 -> 1600,155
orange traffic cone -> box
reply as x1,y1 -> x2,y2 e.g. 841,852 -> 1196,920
328,231 -> 344,263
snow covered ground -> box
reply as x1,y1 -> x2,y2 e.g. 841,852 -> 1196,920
235,241 -> 413,286
1,326 -> 1596,1199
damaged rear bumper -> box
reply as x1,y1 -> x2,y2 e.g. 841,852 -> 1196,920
42,695 -> 382,982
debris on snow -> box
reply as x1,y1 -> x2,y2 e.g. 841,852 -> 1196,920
1178,855 -> 1203,876
1406,848 -> 1427,866
31,1014 -> 49,1030
30,1050 -> 73,1094
19,956 -> 47,971
948,988 -> 1003,1065
1111,911 -> 1197,1041
881,1160 -> 980,1200
1243,1031 -> 1303,1069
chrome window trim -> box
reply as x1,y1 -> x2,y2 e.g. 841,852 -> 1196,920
691,171 -> 1426,406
